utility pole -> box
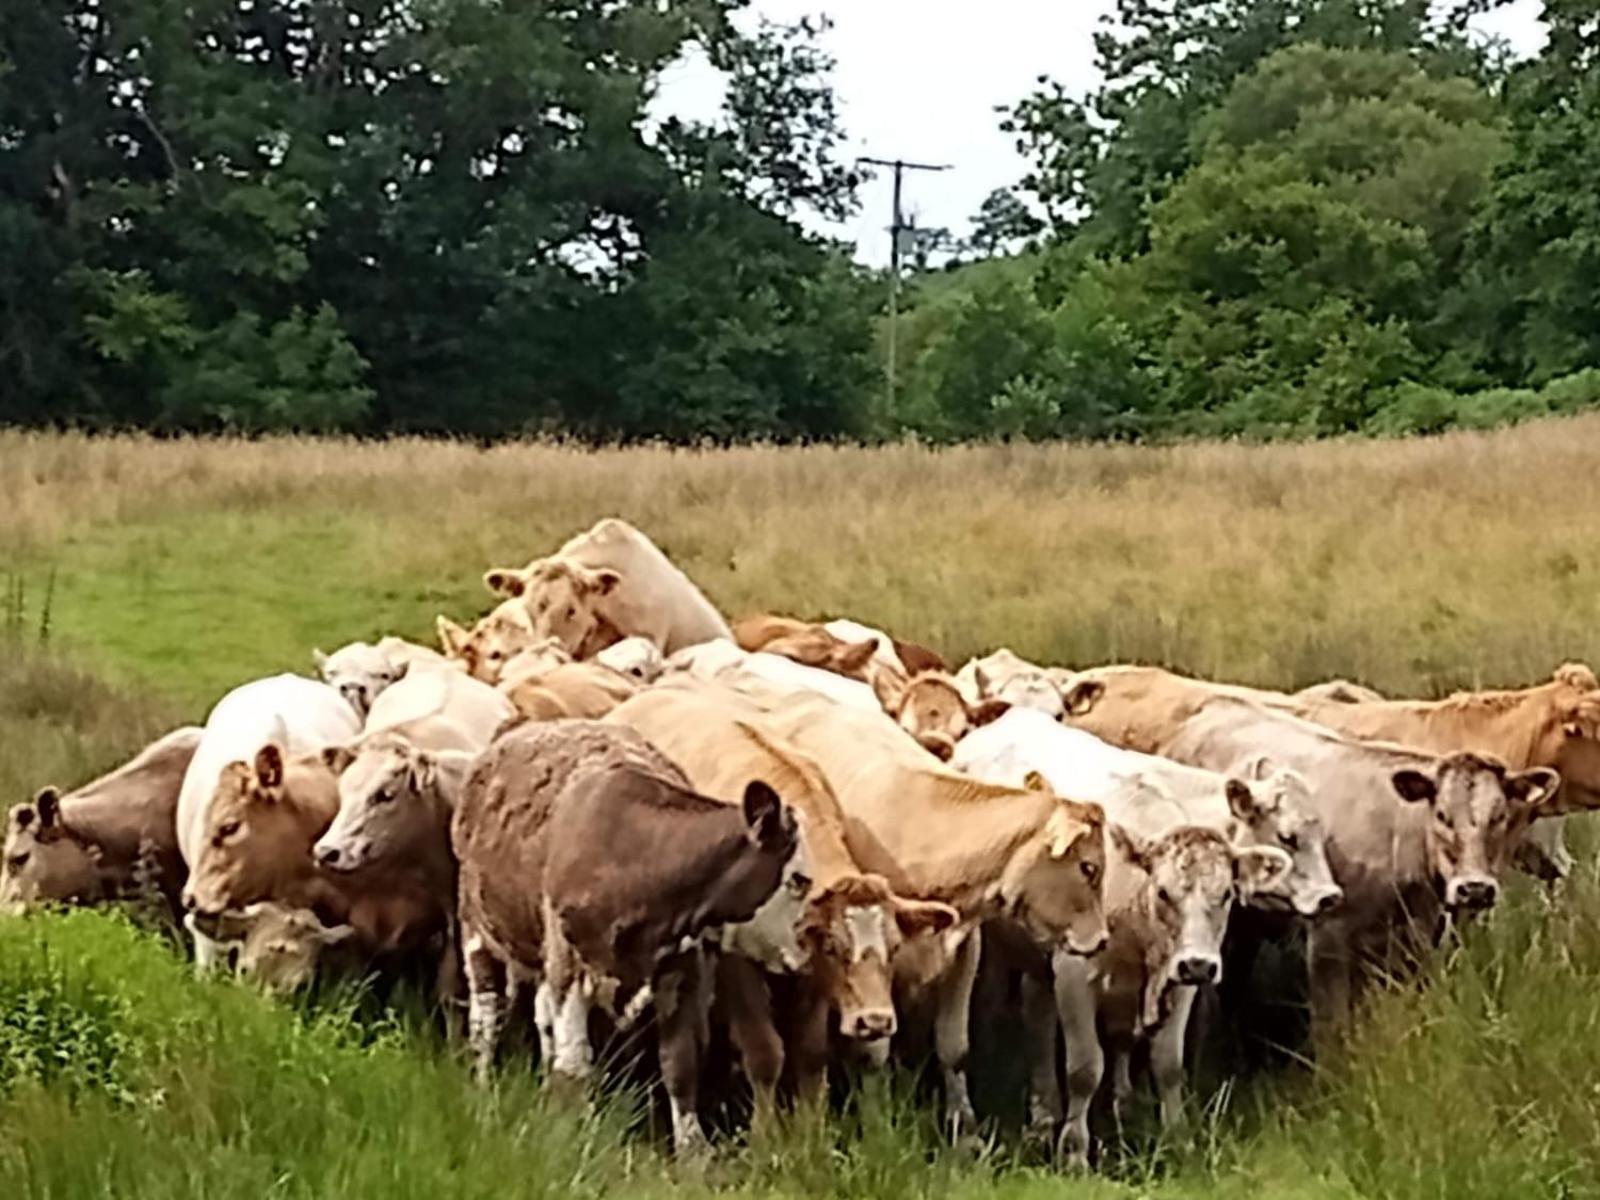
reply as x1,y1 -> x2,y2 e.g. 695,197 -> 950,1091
859,156 -> 949,418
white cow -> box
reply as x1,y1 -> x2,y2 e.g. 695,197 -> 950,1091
666,641 -> 882,711
314,636 -> 461,717
176,674 -> 362,971
362,665 -> 517,755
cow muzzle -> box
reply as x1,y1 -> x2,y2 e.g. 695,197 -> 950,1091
1446,875 -> 1499,913
339,683 -> 371,716
315,841 -> 360,873
841,1008 -> 896,1042
1297,885 -> 1344,919
1063,926 -> 1109,958
1175,955 -> 1221,986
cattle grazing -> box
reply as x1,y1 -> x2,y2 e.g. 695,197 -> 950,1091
730,690 -> 1107,1140
1051,825 -> 1290,1166
1161,696 -> 1562,1034
176,674 -> 362,971
2,726 -> 202,916
609,683 -> 958,1120
452,720 -> 807,1154
482,518 -> 732,657
212,900 -> 358,994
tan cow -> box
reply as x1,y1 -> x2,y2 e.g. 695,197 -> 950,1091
732,688 -> 1108,1140
733,614 -> 882,683
482,518 -> 733,657
1295,663 -> 1600,883
3,726 -> 202,917
608,684 -> 958,1120
1161,696 -> 1563,1034
871,670 -> 1011,762
452,720 -> 807,1155
499,661 -> 639,723
436,600 -> 542,684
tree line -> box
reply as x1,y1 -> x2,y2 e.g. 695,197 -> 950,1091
3,0 -> 1599,442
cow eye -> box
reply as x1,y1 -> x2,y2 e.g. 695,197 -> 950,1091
1435,811 -> 1453,830
1080,861 -> 1100,884
7,852 -> 28,871
217,820 -> 241,841
373,789 -> 394,806
1279,833 -> 1299,853
789,872 -> 812,896
565,606 -> 577,621
1157,886 -> 1174,906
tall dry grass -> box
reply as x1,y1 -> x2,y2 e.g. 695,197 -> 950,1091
5,420 -> 1600,708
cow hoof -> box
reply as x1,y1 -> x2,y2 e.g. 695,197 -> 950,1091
1055,1129 -> 1091,1171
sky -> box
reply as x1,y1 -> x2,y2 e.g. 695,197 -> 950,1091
654,0 -> 1550,264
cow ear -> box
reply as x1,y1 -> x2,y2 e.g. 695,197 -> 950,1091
483,568 -> 528,598
11,802 -> 35,831
1234,845 -> 1292,894
31,787 -> 61,830
892,896 -> 960,938
585,568 -> 622,597
972,663 -> 994,697
321,745 -> 356,776
969,697 -> 1011,728
1022,769 -> 1051,794
1061,678 -> 1104,718
871,669 -> 907,716
312,648 -> 330,674
836,638 -> 877,676
1507,767 -> 1562,813
254,744 -> 286,793
1047,803 -> 1097,861
437,615 -> 469,657
741,780 -> 787,848
1390,769 -> 1437,805
1223,778 -> 1258,822
1105,822 -> 1151,871
389,661 -> 410,685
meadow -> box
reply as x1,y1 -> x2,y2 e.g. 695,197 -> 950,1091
6,421 -> 1600,1198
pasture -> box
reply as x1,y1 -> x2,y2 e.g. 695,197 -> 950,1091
5,421 -> 1600,1198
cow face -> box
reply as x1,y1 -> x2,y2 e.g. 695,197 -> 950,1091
973,662 -> 1066,719
314,742 -> 437,874
593,637 -> 665,684
437,600 -> 541,684
1544,689 -> 1600,813
877,672 -> 1010,761
1001,792 -> 1108,957
215,901 -> 356,994
313,643 -> 408,719
183,744 -> 339,924
1391,754 -> 1561,914
713,783 -> 810,972
485,561 -> 623,660
1112,825 -> 1290,1027
2,791 -> 102,909
801,874 -> 958,1043
1225,759 -> 1343,918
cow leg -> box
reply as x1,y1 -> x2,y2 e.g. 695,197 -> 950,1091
1152,987 -> 1196,1133
787,975 -> 834,1113
933,929 -> 982,1145
1109,1048 -> 1133,1133
463,932 -> 508,1085
655,951 -> 712,1159
1021,970 -> 1062,1147
1308,920 -> 1354,1049
1053,951 -> 1102,1171
716,954 -> 785,1129
549,978 -> 596,1083
435,924 -> 464,1042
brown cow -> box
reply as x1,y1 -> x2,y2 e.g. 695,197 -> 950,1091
452,720 -> 807,1155
3,726 -> 201,917
1162,696 -> 1562,1035
608,685 -> 958,1121
872,670 -> 1011,762
1295,663 -> 1600,882
733,615 -> 881,682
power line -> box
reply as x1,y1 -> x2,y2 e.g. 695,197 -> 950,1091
859,156 -> 949,419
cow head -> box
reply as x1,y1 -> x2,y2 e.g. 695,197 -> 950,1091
182,744 -> 340,926
1110,823 -> 1290,1030
593,637 -> 666,684
313,643 -> 409,718
1224,757 -> 1343,918
1535,665 -> 1600,814
484,560 -> 624,660
437,600 -> 541,684
760,626 -> 881,683
876,671 -> 1010,761
971,660 -> 1068,719
2,790 -> 106,909
1000,778 -> 1108,956
214,901 -> 357,994
799,872 -> 958,1044
713,782 -> 811,973
1390,752 -> 1561,914
314,739 -> 455,875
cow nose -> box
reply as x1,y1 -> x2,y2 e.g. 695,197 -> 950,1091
845,1010 -> 896,1042
1449,877 -> 1498,912
181,889 -> 198,913
1316,888 -> 1344,916
1069,928 -> 1108,957
1176,956 -> 1220,985
317,845 -> 341,868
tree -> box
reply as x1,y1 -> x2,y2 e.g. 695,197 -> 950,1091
967,188 -> 1044,259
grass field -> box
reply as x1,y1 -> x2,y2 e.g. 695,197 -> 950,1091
7,421 -> 1600,1198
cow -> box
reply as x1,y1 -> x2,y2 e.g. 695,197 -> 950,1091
1160,696 -> 1563,1035
452,720 -> 808,1155
953,649 -> 1076,719
668,641 -> 882,711
1295,663 -> 1600,884
2,726 -> 202,917
364,666 -> 517,755
607,683 -> 959,1121
871,670 -> 1011,762
1051,825 -> 1289,1167
952,708 -> 1324,1156
500,661 -> 639,724
176,674 -> 361,971
729,689 -> 1108,1141
822,618 -> 949,679
437,600 -> 541,684
733,614 -> 882,683
593,637 -> 665,684
496,637 -> 575,689
212,900 -> 358,994
315,636 -> 465,716
482,518 -> 733,657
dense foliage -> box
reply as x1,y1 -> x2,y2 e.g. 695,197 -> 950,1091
4,0 -> 1600,441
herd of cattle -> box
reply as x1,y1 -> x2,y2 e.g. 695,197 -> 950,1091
6,517 -> 1599,1164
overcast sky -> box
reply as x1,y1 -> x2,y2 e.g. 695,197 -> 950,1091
655,0 -> 1549,263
